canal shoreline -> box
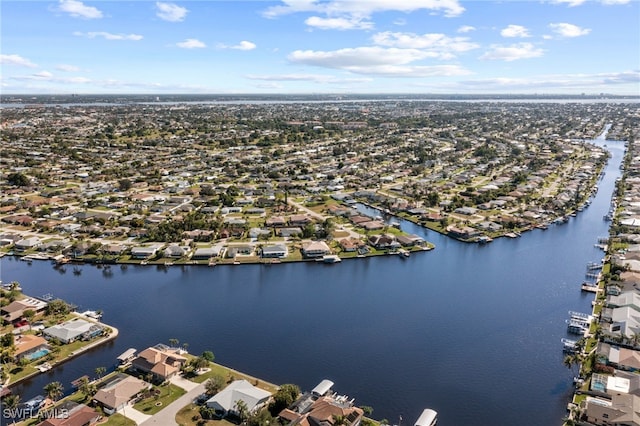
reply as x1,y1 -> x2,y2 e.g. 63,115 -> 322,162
6,317 -> 119,390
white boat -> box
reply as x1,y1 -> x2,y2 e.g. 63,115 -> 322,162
398,249 -> 410,258
321,255 -> 342,263
37,362 -> 52,372
80,310 -> 102,320
414,408 -> 438,426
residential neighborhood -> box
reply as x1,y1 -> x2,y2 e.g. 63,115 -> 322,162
564,128 -> 640,425
1,98 -> 636,268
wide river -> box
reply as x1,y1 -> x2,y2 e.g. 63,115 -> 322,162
1,134 -> 623,425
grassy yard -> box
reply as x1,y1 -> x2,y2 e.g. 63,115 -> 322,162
102,413 -> 137,426
187,362 -> 278,394
176,403 -> 238,426
133,383 -> 186,415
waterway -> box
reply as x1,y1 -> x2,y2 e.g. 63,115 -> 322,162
0,135 -> 624,425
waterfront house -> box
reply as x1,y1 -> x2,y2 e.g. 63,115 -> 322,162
596,343 -> 640,371
261,244 -> 288,258
279,395 -> 363,426
367,234 -> 400,250
131,344 -> 187,382
205,379 -> 272,417
14,237 -> 41,251
301,241 -> 331,258
13,334 -> 50,361
1,296 -> 48,323
227,244 -> 254,258
446,225 -> 480,240
601,306 -> 640,343
192,246 -> 220,260
130,244 -> 164,259
93,373 -> 151,415
604,291 -> 640,315
163,244 -> 189,258
37,401 -> 101,426
43,318 -> 104,344
395,234 -> 425,247
583,393 -> 640,425
338,238 -> 359,252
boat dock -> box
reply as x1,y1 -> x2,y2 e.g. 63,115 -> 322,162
566,311 -> 592,335
581,282 -> 599,293
562,338 -> 578,353
117,347 -> 137,365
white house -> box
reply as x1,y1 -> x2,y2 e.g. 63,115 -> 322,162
206,379 -> 271,416
261,244 -> 288,258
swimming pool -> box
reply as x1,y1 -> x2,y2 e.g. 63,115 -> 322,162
24,348 -> 50,361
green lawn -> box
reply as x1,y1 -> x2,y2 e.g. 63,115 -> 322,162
133,384 -> 186,415
102,413 -> 137,426
176,403 -> 237,426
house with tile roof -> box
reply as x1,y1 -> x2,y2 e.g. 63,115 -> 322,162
93,374 -> 150,415
131,344 -> 187,382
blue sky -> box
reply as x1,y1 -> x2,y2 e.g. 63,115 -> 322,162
1,0 -> 639,94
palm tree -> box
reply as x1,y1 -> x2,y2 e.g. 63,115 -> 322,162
95,366 -> 106,380
169,338 -> 179,348
563,354 -> 579,375
78,376 -> 97,401
44,381 -> 64,402
235,399 -> 249,423
4,394 -> 20,426
333,414 -> 348,426
191,356 -> 209,371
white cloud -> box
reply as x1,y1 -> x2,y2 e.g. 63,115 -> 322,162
57,0 -> 103,19
288,46 -> 472,77
56,64 -> 80,72
500,25 -> 530,38
263,0 -> 465,31
305,16 -> 373,30
601,0 -> 630,4
457,25 -> 475,33
74,31 -> 143,41
549,23 -> 591,37
218,41 -> 257,50
480,43 -> 544,61
0,54 -> 38,68
156,2 -> 188,22
12,71 -> 54,81
372,31 -> 479,58
551,0 -> 586,6
176,38 -> 206,49
33,71 -> 53,80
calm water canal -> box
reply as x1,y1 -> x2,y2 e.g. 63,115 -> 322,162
1,136 -> 624,425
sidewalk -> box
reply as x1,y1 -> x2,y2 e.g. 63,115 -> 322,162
117,405 -> 151,426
